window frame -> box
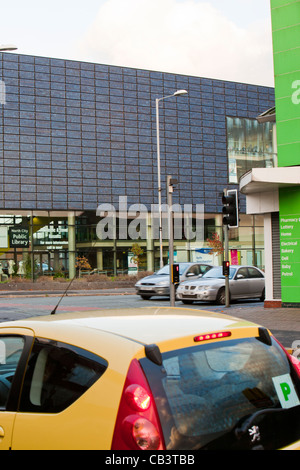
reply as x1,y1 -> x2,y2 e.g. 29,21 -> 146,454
18,337 -> 108,414
0,333 -> 34,412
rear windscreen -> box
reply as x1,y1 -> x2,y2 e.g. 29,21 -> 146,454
140,337 -> 300,450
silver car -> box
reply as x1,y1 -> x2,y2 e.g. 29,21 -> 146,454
135,262 -> 213,299
177,265 -> 265,305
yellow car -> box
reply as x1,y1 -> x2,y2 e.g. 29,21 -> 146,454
0,307 -> 299,450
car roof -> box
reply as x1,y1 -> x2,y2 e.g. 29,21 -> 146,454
163,262 -> 211,266
157,262 -> 211,268
5,307 -> 258,345
208,265 -> 262,269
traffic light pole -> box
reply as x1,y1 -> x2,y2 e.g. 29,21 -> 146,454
223,220 -> 230,308
221,187 -> 237,308
168,175 -> 177,307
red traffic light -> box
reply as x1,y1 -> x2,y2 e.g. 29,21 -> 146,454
171,264 -> 180,284
223,260 -> 230,276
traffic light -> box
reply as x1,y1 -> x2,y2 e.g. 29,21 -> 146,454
223,260 -> 230,276
222,189 -> 239,228
171,264 -> 180,284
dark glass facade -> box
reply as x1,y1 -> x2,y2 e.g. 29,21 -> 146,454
0,53 -> 275,276
0,53 -> 275,212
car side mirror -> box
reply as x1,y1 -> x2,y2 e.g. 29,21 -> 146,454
186,272 -> 197,277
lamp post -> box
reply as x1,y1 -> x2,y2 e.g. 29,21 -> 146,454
0,45 -> 17,52
155,89 -> 188,269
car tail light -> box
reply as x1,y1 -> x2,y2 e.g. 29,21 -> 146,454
125,384 -> 151,411
122,416 -> 161,450
111,359 -> 165,450
194,331 -> 231,342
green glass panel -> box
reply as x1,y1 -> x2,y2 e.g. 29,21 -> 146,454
276,120 -> 300,147
273,48 -> 300,76
272,1 -> 300,31
276,97 -> 300,122
271,0 -> 299,9
274,72 -> 300,100
272,24 -> 300,51
277,142 -> 300,166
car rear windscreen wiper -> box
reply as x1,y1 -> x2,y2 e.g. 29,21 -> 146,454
234,407 -> 285,439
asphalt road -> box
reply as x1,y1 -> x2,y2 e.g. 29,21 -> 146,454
0,290 -> 299,350
0,291 -> 263,318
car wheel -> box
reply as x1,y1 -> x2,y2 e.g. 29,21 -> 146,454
140,295 -> 152,300
182,299 -> 194,305
216,287 -> 227,305
260,288 -> 265,302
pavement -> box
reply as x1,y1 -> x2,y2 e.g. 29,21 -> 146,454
0,288 -> 135,297
0,287 -> 299,325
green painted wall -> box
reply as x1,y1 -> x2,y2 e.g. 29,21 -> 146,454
271,1 -> 300,303
271,0 -> 300,166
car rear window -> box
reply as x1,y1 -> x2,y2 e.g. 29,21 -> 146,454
19,338 -> 108,413
140,337 -> 300,450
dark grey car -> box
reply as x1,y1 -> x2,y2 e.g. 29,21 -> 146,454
135,262 -> 213,299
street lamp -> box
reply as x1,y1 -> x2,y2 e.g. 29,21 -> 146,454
155,89 -> 188,268
0,45 -> 17,52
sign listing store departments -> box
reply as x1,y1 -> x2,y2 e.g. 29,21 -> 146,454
280,216 -> 300,269
279,188 -> 300,302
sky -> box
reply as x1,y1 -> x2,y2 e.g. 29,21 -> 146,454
0,0 -> 274,86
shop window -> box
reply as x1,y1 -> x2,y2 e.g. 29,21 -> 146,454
227,117 -> 277,184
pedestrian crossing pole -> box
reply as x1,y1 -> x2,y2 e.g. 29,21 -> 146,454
222,189 -> 230,308
223,221 -> 230,308
168,175 -> 177,307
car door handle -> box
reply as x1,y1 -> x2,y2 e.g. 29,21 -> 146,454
0,426 -> 4,439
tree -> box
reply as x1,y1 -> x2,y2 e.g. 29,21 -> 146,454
207,232 -> 224,257
75,256 -> 91,277
130,243 -> 144,273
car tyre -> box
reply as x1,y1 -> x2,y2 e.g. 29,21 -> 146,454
260,288 -> 265,302
216,287 -> 228,305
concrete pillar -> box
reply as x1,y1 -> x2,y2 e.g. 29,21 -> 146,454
53,251 -> 60,272
97,248 -> 103,271
68,212 -> 76,279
